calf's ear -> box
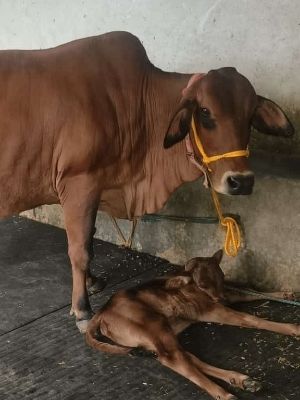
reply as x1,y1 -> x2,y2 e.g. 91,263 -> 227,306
251,96 -> 294,137
212,249 -> 223,264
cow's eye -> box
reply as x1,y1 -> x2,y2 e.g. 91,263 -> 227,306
198,107 -> 216,129
200,107 -> 210,117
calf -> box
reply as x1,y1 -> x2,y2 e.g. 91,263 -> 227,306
86,250 -> 299,400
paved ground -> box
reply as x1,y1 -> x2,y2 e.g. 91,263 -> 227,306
0,217 -> 299,400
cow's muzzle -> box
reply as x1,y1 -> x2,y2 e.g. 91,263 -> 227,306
226,173 -> 254,195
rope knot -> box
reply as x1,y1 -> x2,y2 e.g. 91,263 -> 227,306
220,216 -> 241,257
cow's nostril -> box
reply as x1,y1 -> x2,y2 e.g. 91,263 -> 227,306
227,176 -> 240,190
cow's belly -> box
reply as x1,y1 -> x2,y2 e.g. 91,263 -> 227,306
0,165 -> 58,218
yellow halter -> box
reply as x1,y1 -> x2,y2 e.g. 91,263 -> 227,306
190,115 -> 249,257
191,116 -> 249,170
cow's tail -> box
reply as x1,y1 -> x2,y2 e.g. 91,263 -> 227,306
86,315 -> 131,355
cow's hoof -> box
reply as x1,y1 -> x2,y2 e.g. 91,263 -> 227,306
87,276 -> 106,294
75,310 -> 94,333
76,319 -> 90,334
242,378 -> 262,393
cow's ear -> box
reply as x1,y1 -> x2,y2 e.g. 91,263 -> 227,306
164,73 -> 204,149
251,96 -> 294,137
163,100 -> 196,149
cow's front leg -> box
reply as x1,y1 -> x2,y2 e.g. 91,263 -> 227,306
59,174 -> 100,333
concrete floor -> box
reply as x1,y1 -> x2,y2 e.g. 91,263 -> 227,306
0,217 -> 299,400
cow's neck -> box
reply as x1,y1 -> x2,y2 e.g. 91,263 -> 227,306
100,68 -> 203,218
147,67 -> 202,177
134,68 -> 202,214
145,68 -> 189,140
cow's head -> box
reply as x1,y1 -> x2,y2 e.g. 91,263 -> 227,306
164,68 -> 294,195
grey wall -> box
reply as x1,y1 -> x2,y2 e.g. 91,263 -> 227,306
1,0 -> 299,290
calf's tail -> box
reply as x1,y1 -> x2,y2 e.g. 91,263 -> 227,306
86,314 -> 131,355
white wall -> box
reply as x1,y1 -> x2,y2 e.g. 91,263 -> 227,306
0,0 -> 299,107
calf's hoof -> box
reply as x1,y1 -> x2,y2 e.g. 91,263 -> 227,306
242,378 -> 262,393
294,325 -> 300,336
283,291 -> 296,300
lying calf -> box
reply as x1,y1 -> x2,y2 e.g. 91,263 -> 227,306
86,250 -> 299,400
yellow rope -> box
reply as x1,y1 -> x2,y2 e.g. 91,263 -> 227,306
109,215 -> 138,249
191,116 -> 248,257
191,117 -> 249,170
210,187 -> 241,257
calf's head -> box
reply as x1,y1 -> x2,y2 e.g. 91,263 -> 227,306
185,249 -> 225,302
164,67 -> 294,195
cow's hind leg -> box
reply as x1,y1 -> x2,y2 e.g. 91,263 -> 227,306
59,174 -> 100,333
85,226 -> 106,293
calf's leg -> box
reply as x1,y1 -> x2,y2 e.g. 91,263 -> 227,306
225,287 -> 297,304
186,352 -> 261,393
201,304 -> 300,336
153,333 -> 237,400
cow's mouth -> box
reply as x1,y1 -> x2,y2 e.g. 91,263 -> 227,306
214,171 -> 255,195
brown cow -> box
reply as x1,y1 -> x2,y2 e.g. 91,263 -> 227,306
0,31 -> 294,331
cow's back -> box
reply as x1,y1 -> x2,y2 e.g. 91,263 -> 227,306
0,32 -> 152,216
